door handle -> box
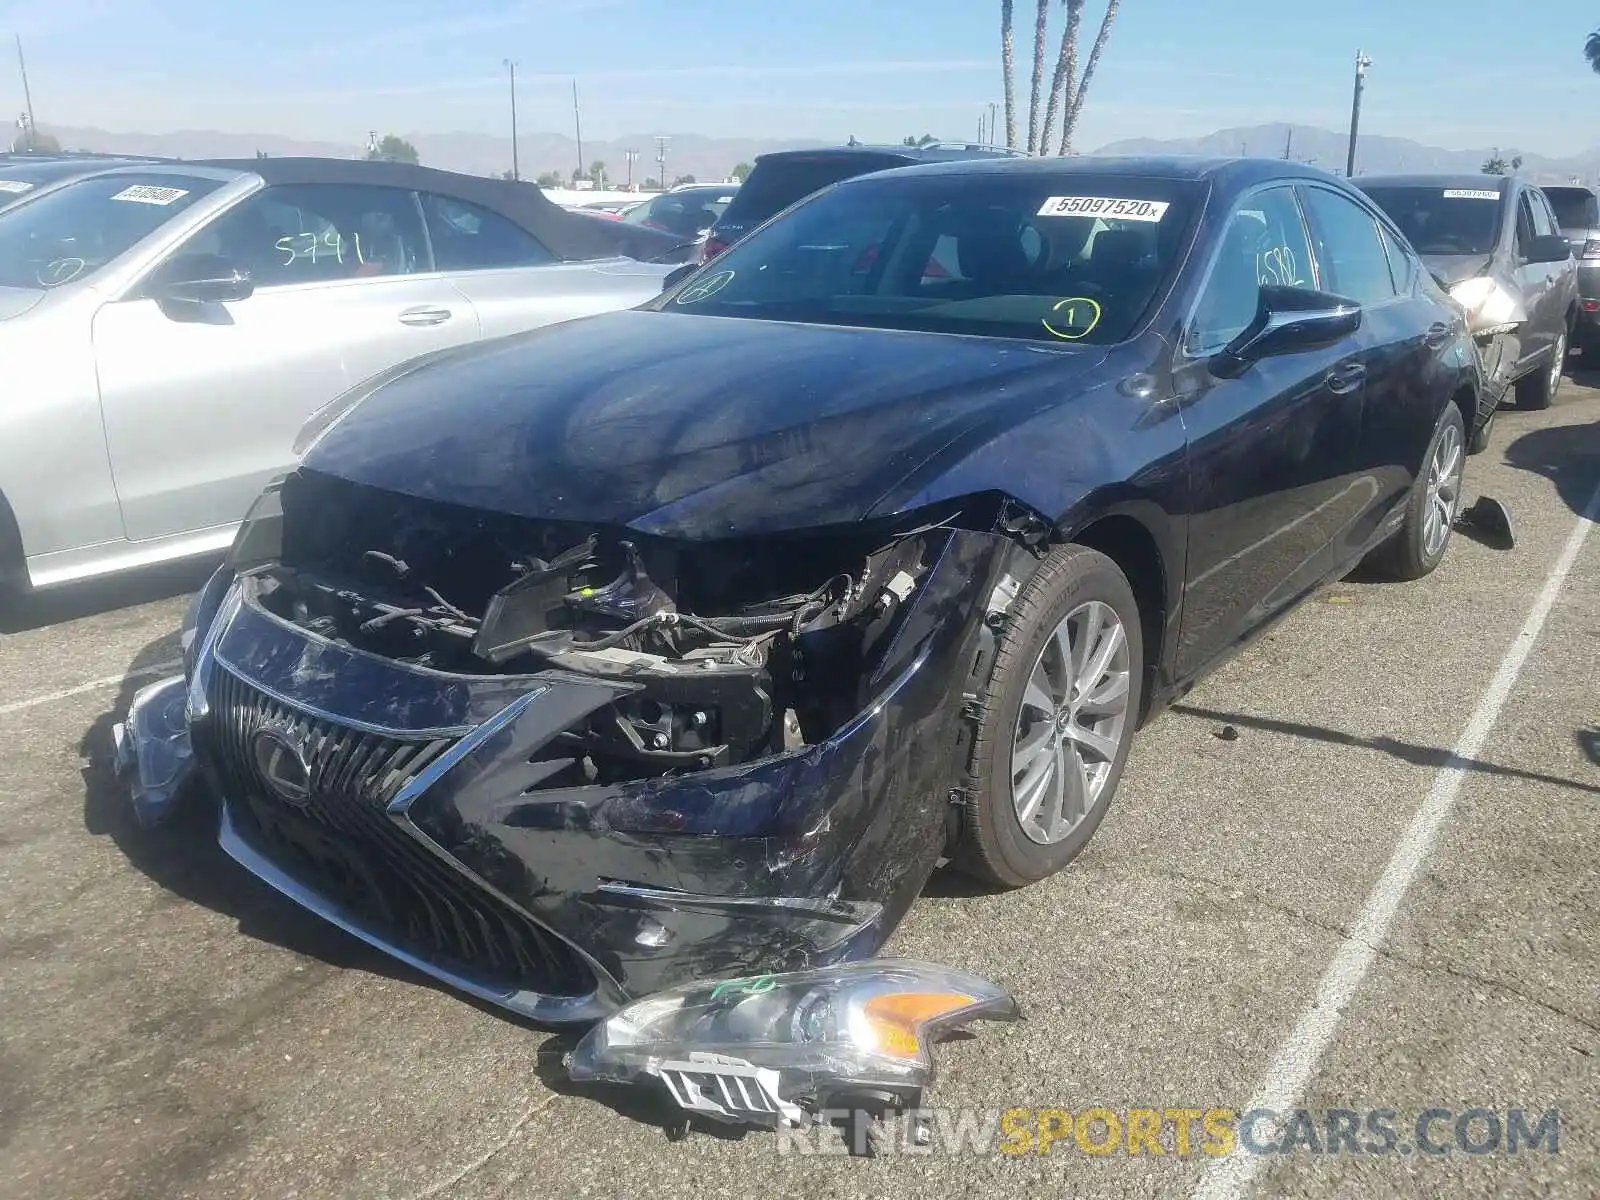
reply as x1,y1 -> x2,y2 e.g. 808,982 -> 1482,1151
1325,362 -> 1366,394
1424,322 -> 1451,349
398,306 -> 452,327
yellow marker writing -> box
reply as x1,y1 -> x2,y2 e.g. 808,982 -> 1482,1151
1041,296 -> 1102,341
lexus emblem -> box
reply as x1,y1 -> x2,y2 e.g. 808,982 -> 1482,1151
252,726 -> 312,807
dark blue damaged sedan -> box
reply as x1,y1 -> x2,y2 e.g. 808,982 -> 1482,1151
118,156 -> 1483,1021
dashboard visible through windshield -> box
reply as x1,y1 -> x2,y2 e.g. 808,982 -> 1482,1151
658,172 -> 1201,345
0,172 -> 227,290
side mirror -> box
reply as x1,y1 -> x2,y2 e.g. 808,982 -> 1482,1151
1211,285 -> 1361,378
1523,233 -> 1572,265
150,253 -> 254,304
661,262 -> 697,291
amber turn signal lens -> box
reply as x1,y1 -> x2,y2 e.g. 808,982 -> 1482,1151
862,991 -> 975,1059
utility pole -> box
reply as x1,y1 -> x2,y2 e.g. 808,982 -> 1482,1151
655,134 -> 669,190
504,60 -> 519,181
16,35 -> 37,151
624,148 -> 639,190
572,79 -> 584,181
1283,126 -> 1293,160
1346,51 -> 1373,178
988,102 -> 998,145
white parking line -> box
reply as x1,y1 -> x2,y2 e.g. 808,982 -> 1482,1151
1195,475 -> 1600,1200
0,660 -> 183,717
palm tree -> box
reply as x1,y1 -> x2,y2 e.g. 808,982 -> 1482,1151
1587,28 -> 1600,73
1039,0 -> 1086,157
1001,1 -> 1017,149
1026,0 -> 1050,152
1057,0 -> 1120,155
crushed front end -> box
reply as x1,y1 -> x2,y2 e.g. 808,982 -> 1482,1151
118,470 -> 1040,1021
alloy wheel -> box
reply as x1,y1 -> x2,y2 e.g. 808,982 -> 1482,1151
1423,421 -> 1464,559
1010,600 -> 1132,845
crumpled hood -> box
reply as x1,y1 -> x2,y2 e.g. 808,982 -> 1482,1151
304,310 -> 1107,538
1420,253 -> 1492,288
0,286 -> 44,321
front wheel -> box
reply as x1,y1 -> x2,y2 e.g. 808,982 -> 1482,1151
1364,404 -> 1465,581
955,544 -> 1144,888
1514,331 -> 1565,411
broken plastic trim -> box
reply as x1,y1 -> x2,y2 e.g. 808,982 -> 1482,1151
565,959 -> 1020,1128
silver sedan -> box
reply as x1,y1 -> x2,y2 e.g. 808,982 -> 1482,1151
0,158 -> 680,592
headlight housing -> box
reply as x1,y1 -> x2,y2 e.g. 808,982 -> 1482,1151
566,959 -> 1020,1126
1448,275 -> 1523,335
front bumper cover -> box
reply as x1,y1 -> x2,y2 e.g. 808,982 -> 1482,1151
115,528 -> 1023,1021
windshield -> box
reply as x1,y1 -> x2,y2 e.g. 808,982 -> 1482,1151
1542,187 -> 1599,230
622,187 -> 738,236
0,172 -> 227,289
660,171 -> 1200,345
1359,186 -> 1503,256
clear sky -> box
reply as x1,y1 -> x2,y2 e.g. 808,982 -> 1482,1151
3,0 -> 1597,155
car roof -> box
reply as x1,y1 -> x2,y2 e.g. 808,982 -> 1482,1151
1541,183 -> 1597,196
752,143 -> 1025,168
17,155 -> 683,263
1355,173 -> 1514,194
827,153 -> 1345,190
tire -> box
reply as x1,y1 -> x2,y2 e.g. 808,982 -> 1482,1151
1364,403 -> 1465,582
1514,330 -> 1565,411
955,544 -> 1144,888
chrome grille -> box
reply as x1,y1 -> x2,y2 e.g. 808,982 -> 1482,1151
207,666 -> 594,996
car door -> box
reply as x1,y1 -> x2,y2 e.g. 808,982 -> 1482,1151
1173,184 -> 1369,677
1297,183 -> 1433,563
90,182 -> 481,543
418,192 -> 666,340
1511,187 -> 1558,368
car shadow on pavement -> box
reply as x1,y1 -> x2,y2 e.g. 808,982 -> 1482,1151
1172,703 -> 1600,797
78,633 -> 448,995
1,555 -> 222,633
1503,415 -> 1600,521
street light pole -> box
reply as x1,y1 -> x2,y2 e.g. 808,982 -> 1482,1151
504,59 -> 519,181
572,79 -> 585,182
1346,51 -> 1373,178
16,35 -> 37,151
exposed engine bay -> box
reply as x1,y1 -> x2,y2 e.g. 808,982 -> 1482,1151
240,471 -> 1037,791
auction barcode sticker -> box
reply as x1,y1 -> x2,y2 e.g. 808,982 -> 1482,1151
0,180 -> 32,194
1037,195 -> 1170,222
110,185 -> 190,205
1442,189 -> 1500,201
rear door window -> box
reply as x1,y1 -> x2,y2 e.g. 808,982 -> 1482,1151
1299,186 -> 1398,306
421,194 -> 553,270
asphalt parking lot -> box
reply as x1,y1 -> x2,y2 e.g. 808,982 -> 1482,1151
2,378 -> 1597,1200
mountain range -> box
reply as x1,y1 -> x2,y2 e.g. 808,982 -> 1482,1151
18,121 -> 1600,186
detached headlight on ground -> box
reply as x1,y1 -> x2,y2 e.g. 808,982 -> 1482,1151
565,959 -> 1020,1127
1448,275 -> 1522,335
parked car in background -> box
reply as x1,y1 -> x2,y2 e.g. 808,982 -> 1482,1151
1358,174 -> 1576,431
0,157 -> 683,594
1541,184 -> 1600,351
0,151 -> 171,211
620,183 -> 738,240
119,157 -> 1480,1021
703,142 -> 1023,260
